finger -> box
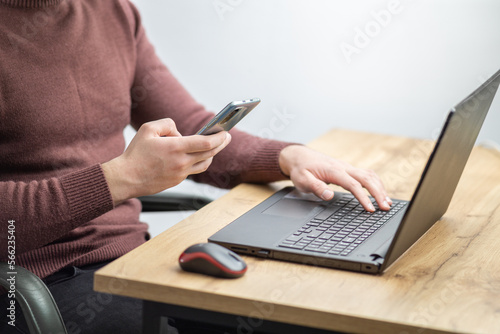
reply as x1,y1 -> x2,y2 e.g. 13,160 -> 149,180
347,182 -> 376,212
348,169 -> 391,211
139,118 -> 182,138
181,132 -> 230,153
189,157 -> 213,175
303,166 -> 377,211
294,170 -> 334,201
188,132 -> 232,164
327,170 -> 376,212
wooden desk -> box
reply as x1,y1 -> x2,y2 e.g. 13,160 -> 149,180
95,129 -> 500,334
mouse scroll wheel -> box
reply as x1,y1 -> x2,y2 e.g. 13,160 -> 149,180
228,253 -> 241,262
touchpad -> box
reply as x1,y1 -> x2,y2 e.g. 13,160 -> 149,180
262,199 -> 322,219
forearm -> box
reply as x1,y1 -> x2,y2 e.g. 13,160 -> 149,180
190,127 -> 294,188
0,165 -> 113,260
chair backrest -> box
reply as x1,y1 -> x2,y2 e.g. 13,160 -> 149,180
0,262 -> 68,334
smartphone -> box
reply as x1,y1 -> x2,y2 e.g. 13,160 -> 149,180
196,98 -> 261,135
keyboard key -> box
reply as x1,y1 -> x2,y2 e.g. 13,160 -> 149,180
278,199 -> 408,255
314,205 -> 342,220
307,248 -> 329,253
279,244 -> 304,250
286,235 -> 302,242
309,229 -> 324,238
343,237 -> 356,243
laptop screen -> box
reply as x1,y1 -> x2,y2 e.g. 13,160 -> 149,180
382,69 -> 500,271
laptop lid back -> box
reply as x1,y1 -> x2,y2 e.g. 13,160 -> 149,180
381,69 -> 500,271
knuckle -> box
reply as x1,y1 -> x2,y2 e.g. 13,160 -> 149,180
163,118 -> 175,127
140,122 -> 154,132
359,169 -> 377,183
366,169 -> 378,178
170,140 -> 183,153
199,140 -> 213,151
347,179 -> 362,190
200,158 -> 213,172
172,156 -> 189,171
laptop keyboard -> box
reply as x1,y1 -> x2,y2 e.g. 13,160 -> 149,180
278,195 -> 407,257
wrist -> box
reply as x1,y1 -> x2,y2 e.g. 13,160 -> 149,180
101,157 -> 138,206
279,144 -> 304,176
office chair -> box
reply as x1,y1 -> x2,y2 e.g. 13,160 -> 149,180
0,192 -> 212,334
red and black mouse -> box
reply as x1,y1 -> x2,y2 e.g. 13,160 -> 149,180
179,243 -> 247,278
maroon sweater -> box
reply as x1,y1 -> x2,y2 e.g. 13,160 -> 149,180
0,0 -> 290,278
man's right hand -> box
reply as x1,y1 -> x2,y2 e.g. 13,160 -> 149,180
102,118 -> 231,206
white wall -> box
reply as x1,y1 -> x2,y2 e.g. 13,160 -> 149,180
128,0 -> 500,236
129,0 -> 500,146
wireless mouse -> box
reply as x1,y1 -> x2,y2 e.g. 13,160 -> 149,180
179,243 -> 247,278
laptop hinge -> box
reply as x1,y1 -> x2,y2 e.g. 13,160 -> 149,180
370,255 -> 385,266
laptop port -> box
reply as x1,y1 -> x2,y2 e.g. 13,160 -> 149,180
230,246 -> 248,253
256,249 -> 270,257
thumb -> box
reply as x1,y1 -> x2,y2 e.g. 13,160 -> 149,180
295,170 -> 334,201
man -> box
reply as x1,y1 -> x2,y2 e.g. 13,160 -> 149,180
0,0 -> 391,333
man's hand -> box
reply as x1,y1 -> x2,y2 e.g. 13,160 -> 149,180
102,118 -> 231,205
279,145 -> 392,212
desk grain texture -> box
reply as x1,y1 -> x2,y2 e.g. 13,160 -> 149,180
95,129 -> 500,334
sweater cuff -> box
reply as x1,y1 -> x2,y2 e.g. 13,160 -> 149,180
247,141 -> 299,183
60,165 -> 114,223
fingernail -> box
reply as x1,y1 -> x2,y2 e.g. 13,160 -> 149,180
321,189 -> 333,200
368,203 -> 375,212
383,201 -> 389,208
386,196 -> 393,205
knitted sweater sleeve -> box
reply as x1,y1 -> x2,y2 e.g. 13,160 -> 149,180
125,2 -> 293,188
0,165 -> 114,260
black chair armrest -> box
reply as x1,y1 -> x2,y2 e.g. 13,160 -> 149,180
0,262 -> 68,334
138,192 -> 212,212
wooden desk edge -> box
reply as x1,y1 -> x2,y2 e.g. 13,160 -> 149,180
94,271 -> 452,334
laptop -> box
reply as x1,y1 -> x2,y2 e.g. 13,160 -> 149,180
209,69 -> 500,274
